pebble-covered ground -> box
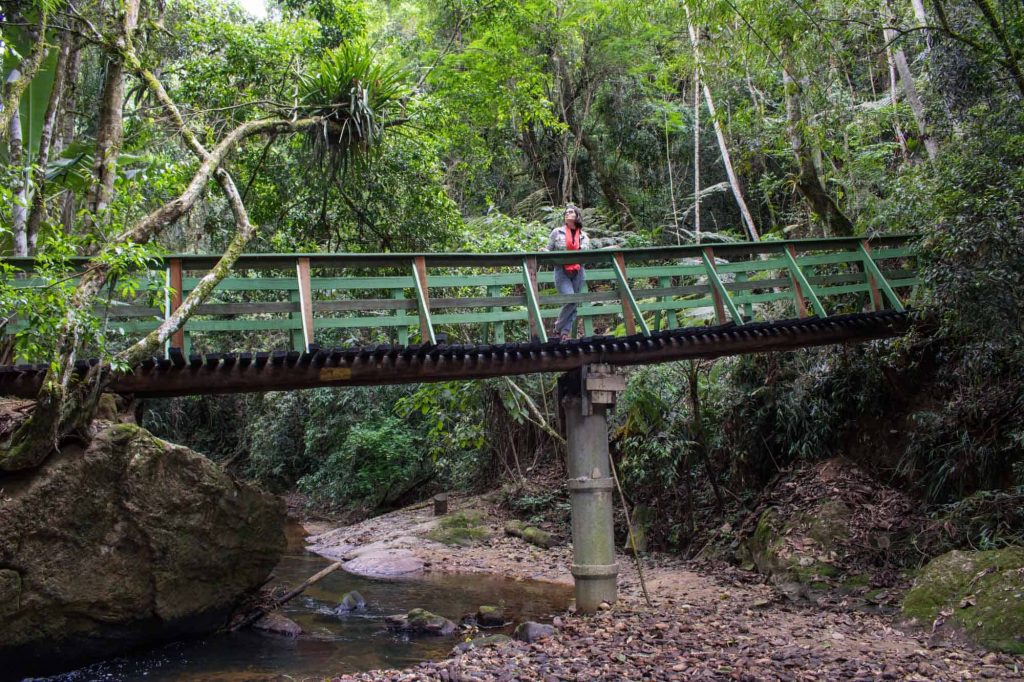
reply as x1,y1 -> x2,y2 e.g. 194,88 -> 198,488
309,498 -> 1024,681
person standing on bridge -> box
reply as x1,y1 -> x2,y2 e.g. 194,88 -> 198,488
546,205 -> 591,341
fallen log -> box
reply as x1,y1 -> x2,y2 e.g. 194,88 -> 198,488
230,561 -> 342,632
504,520 -> 556,549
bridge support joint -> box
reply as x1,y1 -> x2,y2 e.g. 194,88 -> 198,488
558,363 -> 625,614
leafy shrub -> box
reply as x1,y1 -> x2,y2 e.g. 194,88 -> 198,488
298,416 -> 427,510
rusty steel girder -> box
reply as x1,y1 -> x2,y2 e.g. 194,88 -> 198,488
0,312 -> 909,399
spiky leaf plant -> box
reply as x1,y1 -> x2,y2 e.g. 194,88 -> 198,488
297,43 -> 411,175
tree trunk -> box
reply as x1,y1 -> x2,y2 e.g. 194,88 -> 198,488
3,111 -> 325,470
26,30 -> 73,250
885,31 -> 911,158
910,0 -> 928,25
884,25 -> 938,160
693,67 -> 701,242
85,0 -> 141,218
687,361 -> 724,513
685,11 -> 759,241
665,111 -> 680,243
782,58 -> 855,236
520,127 -> 560,207
579,131 -> 635,230
59,40 -> 82,232
9,109 -> 28,256
0,13 -> 49,143
702,83 -> 760,241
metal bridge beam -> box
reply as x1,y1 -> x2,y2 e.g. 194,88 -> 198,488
0,313 -> 910,399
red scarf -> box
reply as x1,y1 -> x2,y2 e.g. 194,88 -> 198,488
564,226 -> 581,276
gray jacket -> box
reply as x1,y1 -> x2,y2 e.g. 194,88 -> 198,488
546,226 -> 591,252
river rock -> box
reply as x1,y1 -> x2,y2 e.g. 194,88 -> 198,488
254,612 -> 303,638
343,548 -> 424,578
476,605 -> 506,627
385,608 -> 458,636
452,634 -> 513,653
337,590 -> 367,612
903,547 -> 1024,654
0,421 -> 285,677
513,621 -> 556,643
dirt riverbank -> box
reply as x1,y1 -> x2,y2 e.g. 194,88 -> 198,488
306,495 -> 1023,681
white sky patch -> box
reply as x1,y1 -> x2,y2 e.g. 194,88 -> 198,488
235,0 -> 268,19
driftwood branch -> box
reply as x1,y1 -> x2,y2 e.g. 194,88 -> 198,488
230,561 -> 343,632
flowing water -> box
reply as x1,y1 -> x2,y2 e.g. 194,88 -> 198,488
44,523 -> 571,681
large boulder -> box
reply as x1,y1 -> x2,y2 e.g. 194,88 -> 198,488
903,547 -> 1024,654
0,422 -> 285,677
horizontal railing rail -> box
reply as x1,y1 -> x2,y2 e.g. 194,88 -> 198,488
1,234 -> 920,360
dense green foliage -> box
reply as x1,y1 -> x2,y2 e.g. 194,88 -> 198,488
2,0 -> 1023,553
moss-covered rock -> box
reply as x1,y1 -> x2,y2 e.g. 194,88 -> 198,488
903,547 -> 1024,654
427,510 -> 490,546
476,605 -> 506,626
0,422 -> 285,676
385,608 -> 458,636
624,505 -> 652,554
741,501 -> 848,586
737,459 -> 924,587
452,633 -> 512,653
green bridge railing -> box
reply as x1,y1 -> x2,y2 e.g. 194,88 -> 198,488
2,235 -> 918,357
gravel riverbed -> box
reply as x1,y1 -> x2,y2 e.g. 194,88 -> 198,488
308,497 -> 1023,681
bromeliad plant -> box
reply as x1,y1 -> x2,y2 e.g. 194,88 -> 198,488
297,43 -> 412,175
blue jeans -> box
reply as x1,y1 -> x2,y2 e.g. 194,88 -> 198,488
553,266 -> 586,337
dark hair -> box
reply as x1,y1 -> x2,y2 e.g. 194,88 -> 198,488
565,205 -> 583,230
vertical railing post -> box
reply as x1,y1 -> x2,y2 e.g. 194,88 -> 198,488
658,276 -> 678,330
782,245 -> 828,318
856,242 -> 906,312
167,258 -> 185,353
734,272 -> 754,322
296,257 -> 315,352
612,252 -> 636,335
289,287 -> 305,352
522,257 -> 547,342
701,246 -> 744,325
860,240 -> 884,312
785,245 -> 809,318
392,288 -> 410,346
487,284 -> 505,344
610,252 -> 650,337
412,256 -> 437,345
702,247 -> 727,325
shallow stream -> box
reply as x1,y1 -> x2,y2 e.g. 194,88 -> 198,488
45,524 -> 571,681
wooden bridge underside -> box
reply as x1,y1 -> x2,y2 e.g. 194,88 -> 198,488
0,311 -> 908,398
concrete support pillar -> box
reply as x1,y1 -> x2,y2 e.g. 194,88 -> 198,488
560,364 -> 624,613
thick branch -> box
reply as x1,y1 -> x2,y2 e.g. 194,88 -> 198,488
117,169 -> 254,366
121,116 -> 322,245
